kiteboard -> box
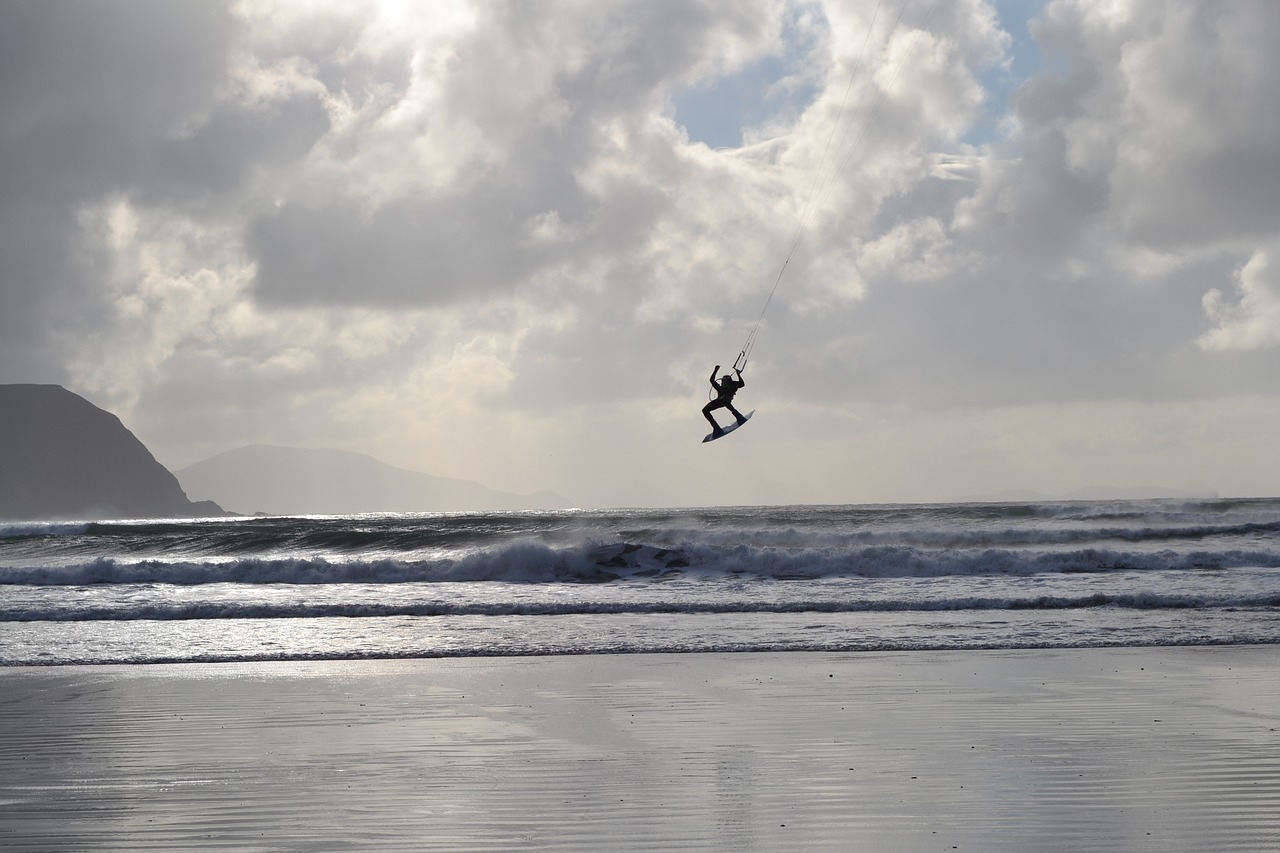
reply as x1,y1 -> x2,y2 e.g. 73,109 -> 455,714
703,411 -> 754,443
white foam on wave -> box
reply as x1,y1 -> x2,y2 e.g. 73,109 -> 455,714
5,587 -> 1280,624
4,539 -> 1280,588
0,521 -> 94,538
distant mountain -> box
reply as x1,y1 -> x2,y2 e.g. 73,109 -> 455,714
961,489 -> 1053,503
961,486 -> 1219,503
0,384 -> 224,520
175,445 -> 571,515
1062,486 -> 1219,501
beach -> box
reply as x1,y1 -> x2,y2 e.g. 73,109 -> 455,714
3,646 -> 1278,852
4,503 -> 1280,850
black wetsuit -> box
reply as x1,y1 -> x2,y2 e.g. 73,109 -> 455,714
702,369 -> 746,434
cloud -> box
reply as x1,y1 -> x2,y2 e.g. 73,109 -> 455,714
820,0 -> 1280,410
234,0 -> 798,308
1022,0 -> 1280,251
0,1 -> 238,381
3,0 -> 1280,505
1199,246 -> 1280,351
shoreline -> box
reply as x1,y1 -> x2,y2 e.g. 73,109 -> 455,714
4,637 -> 1280,668
4,646 -> 1278,851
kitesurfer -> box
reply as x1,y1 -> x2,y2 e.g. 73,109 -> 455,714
702,364 -> 747,438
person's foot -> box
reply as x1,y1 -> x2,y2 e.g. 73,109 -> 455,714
735,417 -> 747,426
712,428 -> 726,438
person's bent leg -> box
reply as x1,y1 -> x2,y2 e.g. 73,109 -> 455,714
702,400 -> 726,435
726,402 -> 747,425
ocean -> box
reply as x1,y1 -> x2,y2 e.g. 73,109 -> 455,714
2,499 -> 1279,666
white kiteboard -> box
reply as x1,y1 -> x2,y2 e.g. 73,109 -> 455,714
702,410 -> 754,443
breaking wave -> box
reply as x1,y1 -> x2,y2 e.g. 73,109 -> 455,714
4,539 -> 1280,588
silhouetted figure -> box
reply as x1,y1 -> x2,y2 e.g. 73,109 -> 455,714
702,365 -> 746,438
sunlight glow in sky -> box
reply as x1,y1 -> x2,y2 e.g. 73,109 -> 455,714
3,0 -> 1279,507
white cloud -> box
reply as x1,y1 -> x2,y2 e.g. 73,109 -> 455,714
4,0 -> 1280,505
1199,247 -> 1280,351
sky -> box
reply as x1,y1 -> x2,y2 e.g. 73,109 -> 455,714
3,0 -> 1280,508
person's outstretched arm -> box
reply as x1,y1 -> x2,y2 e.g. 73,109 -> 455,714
709,365 -> 720,389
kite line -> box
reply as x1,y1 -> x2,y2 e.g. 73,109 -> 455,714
731,0 -> 941,374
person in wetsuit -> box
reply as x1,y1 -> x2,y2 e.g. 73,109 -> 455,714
702,364 -> 746,437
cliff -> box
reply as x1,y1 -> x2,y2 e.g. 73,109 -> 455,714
0,384 -> 224,520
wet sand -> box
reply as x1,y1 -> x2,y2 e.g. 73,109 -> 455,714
2,647 -> 1278,851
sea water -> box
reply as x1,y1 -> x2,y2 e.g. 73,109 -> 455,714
2,499 -> 1279,665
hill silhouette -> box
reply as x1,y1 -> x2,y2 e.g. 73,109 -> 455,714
176,445 -> 570,515
0,384 -> 224,520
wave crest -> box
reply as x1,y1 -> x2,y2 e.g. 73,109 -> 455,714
4,539 -> 1279,587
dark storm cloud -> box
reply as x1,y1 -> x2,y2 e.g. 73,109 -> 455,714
148,96 -> 331,206
247,157 -> 675,306
248,194 -> 557,307
1020,0 -> 1280,251
0,1 -> 238,382
0,2 -> 235,184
